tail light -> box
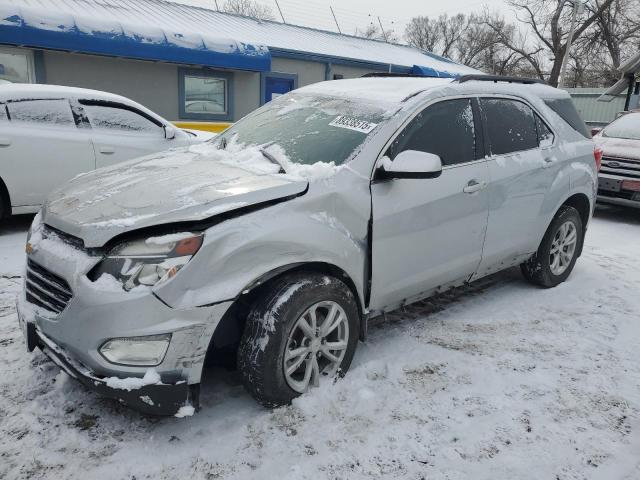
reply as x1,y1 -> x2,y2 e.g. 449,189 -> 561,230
594,146 -> 603,171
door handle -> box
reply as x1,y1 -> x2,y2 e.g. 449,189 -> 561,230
0,137 -> 11,147
463,179 -> 487,194
542,156 -> 557,168
99,146 -> 115,154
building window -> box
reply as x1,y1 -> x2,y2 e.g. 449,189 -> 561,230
0,48 -> 35,83
179,68 -> 233,121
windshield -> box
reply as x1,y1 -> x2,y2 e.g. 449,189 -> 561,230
215,92 -> 388,166
603,112 -> 640,140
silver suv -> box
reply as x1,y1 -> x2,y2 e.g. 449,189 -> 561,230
18,75 -> 597,414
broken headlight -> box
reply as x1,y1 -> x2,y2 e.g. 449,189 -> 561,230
90,233 -> 203,291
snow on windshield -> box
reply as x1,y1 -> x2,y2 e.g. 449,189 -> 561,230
216,92 -> 386,168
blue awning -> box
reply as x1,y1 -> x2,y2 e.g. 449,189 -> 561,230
411,64 -> 458,78
0,5 -> 271,72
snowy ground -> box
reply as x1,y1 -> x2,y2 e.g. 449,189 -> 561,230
1,207 -> 639,480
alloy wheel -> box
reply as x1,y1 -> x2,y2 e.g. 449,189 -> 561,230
549,220 -> 578,276
283,301 -> 349,393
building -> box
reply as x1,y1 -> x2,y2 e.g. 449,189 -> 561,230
565,88 -> 626,127
0,0 -> 477,126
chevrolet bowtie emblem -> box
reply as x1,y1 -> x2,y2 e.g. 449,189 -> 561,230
25,243 -> 34,255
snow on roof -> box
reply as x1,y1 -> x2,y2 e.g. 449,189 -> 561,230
0,83 -> 172,124
299,77 -> 456,105
0,0 -> 479,76
0,83 -> 136,102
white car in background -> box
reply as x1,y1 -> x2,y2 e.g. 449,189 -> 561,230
0,84 -> 212,219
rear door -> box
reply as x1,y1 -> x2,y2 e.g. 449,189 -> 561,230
474,97 -> 558,277
370,97 -> 490,311
1,98 -> 95,207
80,100 -> 170,168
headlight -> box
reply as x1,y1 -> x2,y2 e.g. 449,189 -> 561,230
90,232 -> 203,291
99,334 -> 171,366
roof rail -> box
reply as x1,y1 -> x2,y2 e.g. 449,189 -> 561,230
361,72 -> 425,78
457,74 -> 546,85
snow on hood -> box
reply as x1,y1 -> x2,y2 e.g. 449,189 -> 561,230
43,142 -> 323,248
594,135 -> 640,161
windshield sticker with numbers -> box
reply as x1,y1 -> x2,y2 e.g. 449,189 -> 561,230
328,115 -> 378,133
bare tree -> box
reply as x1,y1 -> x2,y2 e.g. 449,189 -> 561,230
589,0 -> 640,71
504,0 -> 617,86
222,0 -> 275,21
405,12 -> 534,77
354,23 -> 399,43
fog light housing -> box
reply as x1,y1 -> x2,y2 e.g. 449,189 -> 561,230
99,334 -> 171,366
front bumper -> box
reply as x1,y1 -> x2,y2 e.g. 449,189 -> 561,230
18,231 -> 233,414
597,174 -> 640,208
22,319 -> 191,415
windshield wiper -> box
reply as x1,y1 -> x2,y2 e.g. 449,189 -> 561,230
259,147 -> 286,174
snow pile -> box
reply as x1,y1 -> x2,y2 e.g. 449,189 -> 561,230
174,406 -> 195,418
27,213 -> 95,273
188,139 -> 342,181
146,232 -> 195,246
104,369 -> 161,391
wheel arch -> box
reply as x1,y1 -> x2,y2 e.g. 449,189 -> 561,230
206,262 -> 365,365
559,193 -> 591,256
0,176 -> 10,218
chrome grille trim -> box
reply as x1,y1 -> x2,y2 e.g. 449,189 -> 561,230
600,156 -> 640,179
25,259 -> 73,314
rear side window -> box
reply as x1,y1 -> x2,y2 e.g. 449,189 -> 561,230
82,103 -> 162,134
7,99 -> 75,126
481,98 -> 538,155
543,97 -> 591,138
0,103 -> 7,121
387,98 -> 476,166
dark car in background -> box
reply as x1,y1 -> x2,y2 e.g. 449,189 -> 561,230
593,111 -> 640,208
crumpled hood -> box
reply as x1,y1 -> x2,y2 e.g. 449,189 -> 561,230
43,143 -> 308,248
595,136 -> 640,161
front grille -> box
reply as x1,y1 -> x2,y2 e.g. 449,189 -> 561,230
600,156 -> 640,179
25,259 -> 73,314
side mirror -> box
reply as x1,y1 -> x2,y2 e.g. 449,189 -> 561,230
164,125 -> 177,140
590,127 -> 602,136
378,150 -> 443,180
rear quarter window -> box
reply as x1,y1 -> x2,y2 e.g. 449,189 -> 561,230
0,103 -> 7,121
542,97 -> 591,138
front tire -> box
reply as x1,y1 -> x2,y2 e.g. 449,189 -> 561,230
521,205 -> 583,288
237,273 -> 359,407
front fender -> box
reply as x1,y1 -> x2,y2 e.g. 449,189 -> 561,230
154,178 -> 370,310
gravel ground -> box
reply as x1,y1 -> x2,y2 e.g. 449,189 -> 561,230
0,206 -> 639,480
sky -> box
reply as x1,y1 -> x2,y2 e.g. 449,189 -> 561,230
173,0 -> 513,40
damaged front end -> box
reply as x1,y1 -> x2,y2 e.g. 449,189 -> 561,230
18,216 -> 232,415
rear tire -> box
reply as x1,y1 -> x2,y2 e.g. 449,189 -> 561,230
521,205 -> 583,288
237,272 -> 359,407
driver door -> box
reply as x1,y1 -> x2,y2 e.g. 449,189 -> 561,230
370,97 -> 490,311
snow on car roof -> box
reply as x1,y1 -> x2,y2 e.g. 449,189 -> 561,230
298,77 -> 456,106
0,84 -> 170,124
0,84 -> 135,103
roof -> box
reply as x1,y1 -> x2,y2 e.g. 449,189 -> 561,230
0,0 -> 478,77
